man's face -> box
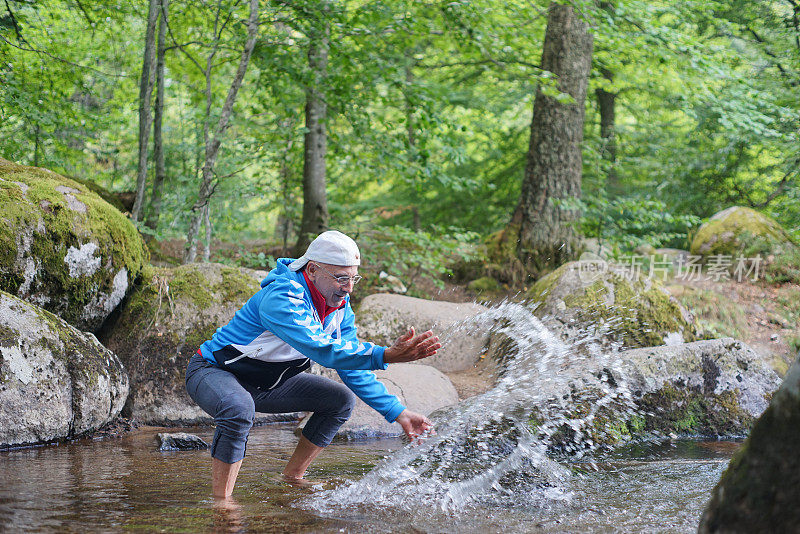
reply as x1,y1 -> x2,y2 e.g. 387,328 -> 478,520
307,262 -> 358,308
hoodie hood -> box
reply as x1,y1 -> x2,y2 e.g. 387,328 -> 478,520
261,258 -> 297,288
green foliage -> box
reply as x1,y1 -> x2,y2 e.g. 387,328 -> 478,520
345,226 -> 483,293
560,196 -> 701,253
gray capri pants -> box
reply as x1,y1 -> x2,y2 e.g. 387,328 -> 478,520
185,353 -> 356,464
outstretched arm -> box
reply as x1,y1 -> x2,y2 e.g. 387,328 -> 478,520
383,327 -> 441,364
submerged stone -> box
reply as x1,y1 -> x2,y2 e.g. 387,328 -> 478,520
0,158 -> 148,332
158,432 -> 208,451
699,353 -> 800,532
0,291 -> 129,448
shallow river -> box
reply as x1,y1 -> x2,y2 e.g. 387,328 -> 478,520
0,424 -> 734,533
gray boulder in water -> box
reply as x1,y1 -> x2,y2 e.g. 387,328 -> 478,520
158,432 -> 208,451
613,338 -> 781,437
0,291 -> 129,448
0,158 -> 148,332
698,353 -> 800,532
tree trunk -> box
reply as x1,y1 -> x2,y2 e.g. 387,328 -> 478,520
511,2 -> 593,277
146,0 -> 169,232
202,203 -> 212,262
294,18 -> 330,257
596,67 -> 618,193
131,0 -> 160,222
184,0 -> 260,263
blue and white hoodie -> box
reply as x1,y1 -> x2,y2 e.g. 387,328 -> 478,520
199,258 -> 405,423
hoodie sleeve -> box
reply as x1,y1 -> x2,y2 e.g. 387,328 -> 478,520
337,369 -> 406,423
258,278 -> 386,370
336,307 -> 405,422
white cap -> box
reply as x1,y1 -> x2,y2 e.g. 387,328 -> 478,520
288,230 -> 361,271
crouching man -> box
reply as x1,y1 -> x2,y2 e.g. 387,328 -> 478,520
186,230 -> 441,498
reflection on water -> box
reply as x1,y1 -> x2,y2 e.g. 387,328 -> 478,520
0,425 -> 399,533
0,425 -> 735,533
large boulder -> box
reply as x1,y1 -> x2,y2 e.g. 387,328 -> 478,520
526,338 -> 779,453
0,158 -> 148,331
699,353 -> 800,533
0,291 -> 129,448
102,262 -> 270,425
355,293 -> 490,373
524,260 -> 699,351
690,206 -> 796,258
303,363 -> 459,439
613,338 -> 780,437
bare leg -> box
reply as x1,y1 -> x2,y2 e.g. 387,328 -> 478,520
212,457 -> 243,498
282,435 -> 324,480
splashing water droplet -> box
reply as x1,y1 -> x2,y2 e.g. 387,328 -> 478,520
305,300 -> 637,516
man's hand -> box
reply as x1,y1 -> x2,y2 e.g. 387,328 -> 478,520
395,409 -> 434,444
383,327 -> 441,364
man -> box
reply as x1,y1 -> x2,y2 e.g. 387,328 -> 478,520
186,230 -> 441,498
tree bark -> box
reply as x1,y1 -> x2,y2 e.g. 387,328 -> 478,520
184,0 -> 260,263
146,0 -> 169,232
132,0 -> 160,222
596,67 -> 618,193
511,3 -> 593,277
294,16 -> 330,257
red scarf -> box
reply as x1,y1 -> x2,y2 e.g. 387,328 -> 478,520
303,270 -> 345,323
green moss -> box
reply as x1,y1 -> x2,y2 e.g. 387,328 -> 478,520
638,382 -> 753,436
467,276 -> 501,293
560,272 -> 697,348
168,266 -> 213,309
0,159 -> 148,329
218,267 -> 258,303
690,206 -> 796,258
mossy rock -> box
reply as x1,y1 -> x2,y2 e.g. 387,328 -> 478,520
0,158 -> 148,331
534,338 -> 780,455
467,276 -> 502,293
0,290 -> 129,448
699,353 -> 800,532
101,262 -> 266,425
690,206 -> 797,258
525,260 -> 698,350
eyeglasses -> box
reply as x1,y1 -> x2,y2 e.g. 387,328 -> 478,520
311,262 -> 362,285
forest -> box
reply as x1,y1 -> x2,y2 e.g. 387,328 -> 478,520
1,0 -> 798,285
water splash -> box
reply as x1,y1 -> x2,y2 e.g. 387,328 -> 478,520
307,301 -> 637,515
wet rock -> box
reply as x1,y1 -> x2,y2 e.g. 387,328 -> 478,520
698,354 -> 800,533
102,263 -> 271,425
158,432 -> 208,451
0,291 -> 129,448
613,338 -> 781,437
304,363 -> 459,439
356,293 -> 490,373
0,158 -> 148,332
523,260 -> 698,351
690,206 -> 797,258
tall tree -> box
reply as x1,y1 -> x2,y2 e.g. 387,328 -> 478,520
294,5 -> 330,256
146,0 -> 169,232
132,0 -> 160,222
509,2 -> 594,277
183,0 -> 260,263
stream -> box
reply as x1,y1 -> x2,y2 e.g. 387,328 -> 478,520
0,425 -> 732,532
